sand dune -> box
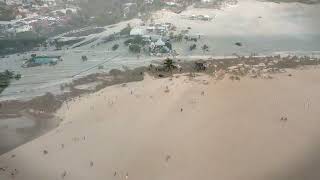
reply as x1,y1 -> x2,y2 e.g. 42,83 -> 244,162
1,67 -> 320,180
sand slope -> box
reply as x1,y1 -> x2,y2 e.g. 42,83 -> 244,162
1,67 -> 320,180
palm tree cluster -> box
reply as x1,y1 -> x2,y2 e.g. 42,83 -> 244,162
163,58 -> 177,72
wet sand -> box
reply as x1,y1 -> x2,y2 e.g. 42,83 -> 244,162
1,66 -> 320,180
0,115 -> 59,155
0,67 -> 145,155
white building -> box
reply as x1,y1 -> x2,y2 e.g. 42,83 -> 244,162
130,28 -> 146,36
15,25 -> 32,33
155,38 -> 165,46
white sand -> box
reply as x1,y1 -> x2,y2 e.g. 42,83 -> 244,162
1,67 -> 320,180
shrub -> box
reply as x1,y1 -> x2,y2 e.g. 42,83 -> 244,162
129,44 -> 141,53
202,44 -> 209,52
165,42 -> 172,50
81,55 -> 88,61
189,44 -> 197,51
235,42 -> 242,46
109,69 -> 123,76
112,44 -> 119,51
124,39 -> 133,46
0,70 -> 21,94
132,36 -> 145,45
14,74 -> 22,80
163,58 -> 176,72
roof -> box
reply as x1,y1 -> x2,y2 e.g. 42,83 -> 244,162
130,28 -> 145,36
146,26 -> 155,30
31,56 -> 59,64
155,38 -> 165,46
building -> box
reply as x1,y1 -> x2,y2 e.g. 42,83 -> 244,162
15,24 -> 32,33
23,56 -> 61,67
130,27 -> 146,36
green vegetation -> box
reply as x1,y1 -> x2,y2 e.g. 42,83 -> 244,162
124,36 -> 145,46
129,44 -> 141,53
202,44 -> 209,52
0,34 -> 46,55
14,73 -> 21,80
125,36 -> 146,53
124,39 -> 134,46
81,55 -> 88,61
235,42 -> 242,46
177,34 -> 183,42
132,36 -> 145,45
230,75 -> 240,81
195,61 -> 207,71
165,42 -> 172,50
163,58 -> 176,72
94,14 -> 122,26
112,44 -> 119,51
0,70 -> 21,94
51,38 -> 85,49
66,9 -> 73,16
190,44 -> 197,51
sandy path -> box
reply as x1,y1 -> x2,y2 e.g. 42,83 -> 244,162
1,67 -> 320,180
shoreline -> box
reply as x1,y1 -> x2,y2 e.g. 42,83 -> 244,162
0,55 -> 320,155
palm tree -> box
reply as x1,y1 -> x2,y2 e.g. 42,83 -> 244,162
81,55 -> 88,61
202,44 -> 209,52
177,33 -> 183,42
163,58 -> 176,73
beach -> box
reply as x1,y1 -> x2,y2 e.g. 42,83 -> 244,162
1,66 -> 320,180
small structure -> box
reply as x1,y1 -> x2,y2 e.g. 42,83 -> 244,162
130,28 -> 146,36
146,26 -> 155,33
22,55 -> 61,67
15,25 -> 33,33
189,14 -> 213,21
155,38 -> 165,47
